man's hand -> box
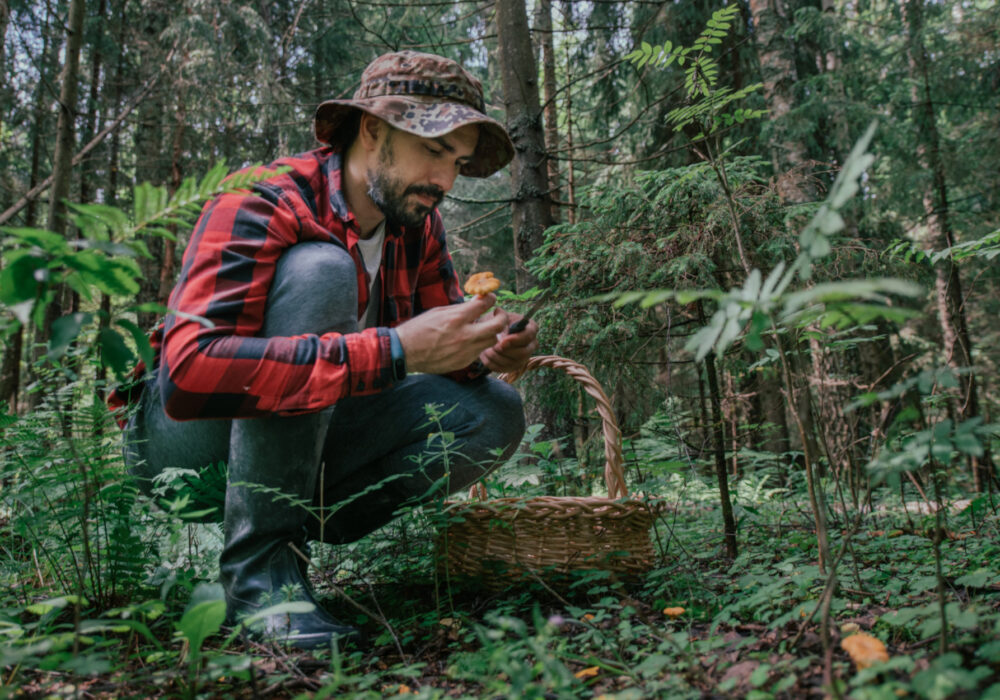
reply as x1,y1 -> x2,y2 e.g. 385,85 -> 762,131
394,294 -> 509,375
479,311 -> 539,374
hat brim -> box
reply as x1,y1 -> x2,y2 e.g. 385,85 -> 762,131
315,96 -> 514,178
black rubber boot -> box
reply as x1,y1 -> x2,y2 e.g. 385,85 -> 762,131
220,410 -> 361,650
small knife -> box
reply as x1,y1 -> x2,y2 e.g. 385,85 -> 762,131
508,291 -> 549,334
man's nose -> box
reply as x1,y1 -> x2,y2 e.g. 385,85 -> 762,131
428,164 -> 459,193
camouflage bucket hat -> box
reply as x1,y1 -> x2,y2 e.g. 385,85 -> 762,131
315,50 -> 514,178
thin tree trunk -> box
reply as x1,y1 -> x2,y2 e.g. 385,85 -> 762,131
905,0 -> 990,490
561,0 -> 576,225
134,1 -> 169,329
759,370 -> 791,457
0,0 -> 9,92
2,4 -> 53,411
705,351 -> 739,560
537,0 -> 561,223
777,332 -> 831,574
0,330 -> 21,411
96,0 -> 127,392
160,87 -> 186,301
45,0 -> 87,261
79,0 -> 106,208
495,0 -> 553,292
28,0 -> 86,411
75,0 -> 107,321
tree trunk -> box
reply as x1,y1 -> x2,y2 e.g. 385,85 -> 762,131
96,0 -> 128,392
27,0 -> 86,410
561,0 -> 577,225
45,0 -> 87,253
134,1 -> 170,329
495,0 -> 554,292
0,0 -> 9,92
904,0 -> 990,490
1,1 -> 53,411
705,351 -> 739,560
537,0 -> 561,224
160,87 -> 186,301
747,0 -> 817,203
74,0 -> 107,322
79,0 -> 107,208
757,368 -> 791,457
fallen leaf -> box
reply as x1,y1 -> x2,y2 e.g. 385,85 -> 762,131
574,666 -> 600,679
663,607 -> 686,618
841,633 -> 889,670
840,622 -> 860,634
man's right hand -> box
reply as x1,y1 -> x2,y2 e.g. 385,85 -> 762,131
393,294 -> 509,375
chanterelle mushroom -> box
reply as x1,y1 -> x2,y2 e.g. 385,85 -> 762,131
464,271 -> 501,296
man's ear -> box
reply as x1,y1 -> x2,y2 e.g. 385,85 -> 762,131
358,113 -> 384,152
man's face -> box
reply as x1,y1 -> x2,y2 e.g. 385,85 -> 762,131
366,123 -> 479,228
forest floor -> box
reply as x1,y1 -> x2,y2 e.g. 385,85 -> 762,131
4,478 -> 1000,699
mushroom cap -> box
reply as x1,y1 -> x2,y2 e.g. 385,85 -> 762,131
464,271 -> 501,296
663,607 -> 686,618
840,633 -> 888,670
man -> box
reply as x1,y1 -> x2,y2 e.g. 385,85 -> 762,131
119,51 -> 538,649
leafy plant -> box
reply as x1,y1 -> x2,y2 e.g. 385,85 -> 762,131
0,162 -> 287,377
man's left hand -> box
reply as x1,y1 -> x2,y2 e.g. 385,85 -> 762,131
479,311 -> 539,373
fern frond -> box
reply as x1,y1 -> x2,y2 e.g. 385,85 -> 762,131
132,162 -> 289,238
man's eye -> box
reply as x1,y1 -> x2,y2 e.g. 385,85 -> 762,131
425,145 -> 441,156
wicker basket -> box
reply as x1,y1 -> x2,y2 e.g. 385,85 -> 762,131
437,355 -> 661,581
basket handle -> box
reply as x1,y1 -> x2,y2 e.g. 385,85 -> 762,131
477,355 -> 627,499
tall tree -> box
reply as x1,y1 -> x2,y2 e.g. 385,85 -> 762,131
495,0 -> 553,292
747,0 -> 817,203
0,0 -> 9,94
536,0 -> 561,223
37,0 -> 86,339
1,2 -> 56,410
905,0 -> 990,490
133,0 -> 170,328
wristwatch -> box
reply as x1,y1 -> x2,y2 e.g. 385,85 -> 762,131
388,328 -> 407,382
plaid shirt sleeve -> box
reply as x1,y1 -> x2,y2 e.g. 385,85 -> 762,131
159,157 -> 396,421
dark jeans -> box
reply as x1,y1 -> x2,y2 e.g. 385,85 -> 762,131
123,241 -> 525,542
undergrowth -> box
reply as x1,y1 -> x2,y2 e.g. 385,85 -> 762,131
2,377 -> 999,699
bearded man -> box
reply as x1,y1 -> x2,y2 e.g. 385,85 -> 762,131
115,51 -> 537,649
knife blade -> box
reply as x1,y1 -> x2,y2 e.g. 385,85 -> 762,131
508,291 -> 549,334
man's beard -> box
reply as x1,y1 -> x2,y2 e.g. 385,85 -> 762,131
367,136 -> 444,228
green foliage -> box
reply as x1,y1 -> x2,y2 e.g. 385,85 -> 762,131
627,4 -> 763,137
0,162 -> 286,377
606,122 -> 922,363
527,154 -> 789,442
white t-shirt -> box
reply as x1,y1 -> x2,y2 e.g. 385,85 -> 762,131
356,220 -> 386,329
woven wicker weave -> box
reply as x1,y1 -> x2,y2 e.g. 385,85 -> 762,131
438,355 -> 660,580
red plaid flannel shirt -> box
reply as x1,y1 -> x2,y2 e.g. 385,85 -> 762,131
110,148 -> 483,422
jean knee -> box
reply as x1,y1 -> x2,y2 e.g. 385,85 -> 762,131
264,242 -> 358,337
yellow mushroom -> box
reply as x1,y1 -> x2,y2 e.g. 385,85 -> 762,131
464,271 -> 501,296
841,633 -> 889,670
